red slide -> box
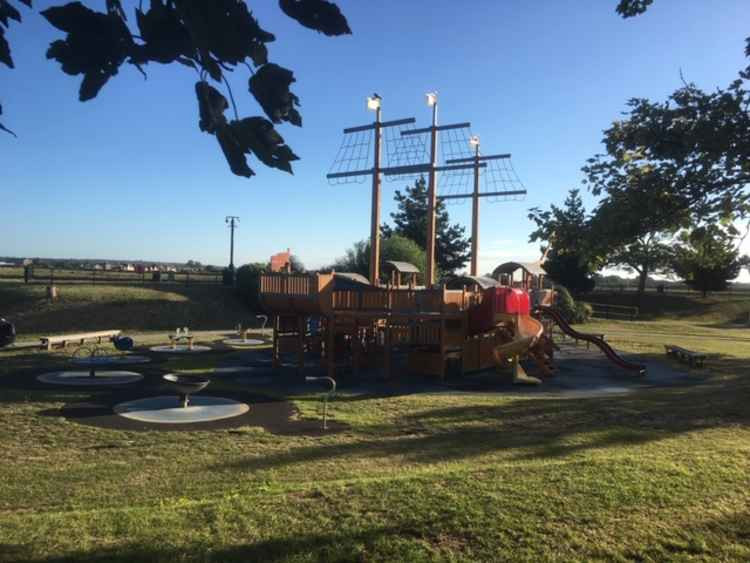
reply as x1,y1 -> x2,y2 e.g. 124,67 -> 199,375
536,306 -> 646,376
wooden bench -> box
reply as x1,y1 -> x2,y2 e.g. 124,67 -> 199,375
665,344 -> 707,367
40,330 -> 121,351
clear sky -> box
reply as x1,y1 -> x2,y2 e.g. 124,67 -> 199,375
2,1 -> 749,279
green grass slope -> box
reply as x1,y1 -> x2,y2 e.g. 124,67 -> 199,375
0,283 -> 251,335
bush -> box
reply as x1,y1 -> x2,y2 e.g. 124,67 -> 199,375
555,285 -> 591,324
235,263 -> 267,311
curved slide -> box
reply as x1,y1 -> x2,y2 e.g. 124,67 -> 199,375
536,306 -> 646,376
493,315 -> 548,384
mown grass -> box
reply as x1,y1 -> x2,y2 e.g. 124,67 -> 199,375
0,283 -> 251,335
0,297 -> 749,560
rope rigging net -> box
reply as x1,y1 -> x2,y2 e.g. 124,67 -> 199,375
327,128 -> 372,185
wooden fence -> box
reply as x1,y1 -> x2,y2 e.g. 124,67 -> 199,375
0,265 -> 222,286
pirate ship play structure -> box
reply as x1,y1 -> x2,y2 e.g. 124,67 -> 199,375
259,94 -> 645,382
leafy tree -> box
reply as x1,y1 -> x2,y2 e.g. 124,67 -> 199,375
333,234 -> 426,283
289,254 -> 305,273
590,189 -> 677,297
382,176 -> 470,275
528,189 -> 599,294
671,225 -> 746,297
2,0 -> 351,179
583,80 -> 750,231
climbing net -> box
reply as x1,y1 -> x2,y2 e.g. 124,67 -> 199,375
437,125 -> 474,206
483,156 -> 527,204
383,122 -> 427,183
327,128 -> 372,185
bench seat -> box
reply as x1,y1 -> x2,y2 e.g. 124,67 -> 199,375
40,330 -> 121,351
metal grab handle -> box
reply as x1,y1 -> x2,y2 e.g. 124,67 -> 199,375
305,376 -> 336,430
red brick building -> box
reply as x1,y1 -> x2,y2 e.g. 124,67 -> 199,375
270,249 -> 291,273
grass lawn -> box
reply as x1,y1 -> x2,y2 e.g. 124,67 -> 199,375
0,297 -> 749,560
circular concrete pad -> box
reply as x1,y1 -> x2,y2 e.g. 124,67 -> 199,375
149,345 -> 211,354
71,355 -> 152,366
37,370 -> 144,386
222,338 -> 266,347
114,395 -> 249,424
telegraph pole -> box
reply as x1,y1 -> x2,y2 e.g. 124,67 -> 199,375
225,215 -> 239,286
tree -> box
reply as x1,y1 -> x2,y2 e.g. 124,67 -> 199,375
528,189 -> 599,294
2,1 -> 351,179
289,254 -> 305,273
382,176 -> 470,275
583,80 -> 750,232
671,225 -> 745,297
235,261 -> 267,310
333,234 -> 426,283
589,189 -> 677,297
0,0 -> 31,135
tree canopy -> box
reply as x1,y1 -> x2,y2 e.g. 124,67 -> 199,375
671,225 -> 747,297
1,0 -> 351,178
332,234 -> 426,284
382,176 -> 471,275
528,189 -> 599,294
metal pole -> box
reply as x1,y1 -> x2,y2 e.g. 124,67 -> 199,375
426,101 -> 438,287
470,141 -> 480,276
226,215 -> 239,287
370,106 -> 382,285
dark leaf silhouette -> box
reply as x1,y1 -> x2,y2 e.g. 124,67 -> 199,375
195,81 -> 228,134
0,26 -> 11,68
177,0 -> 274,71
0,102 -> 16,137
42,2 -> 135,101
0,1 -> 22,27
279,0 -> 351,36
249,63 -> 301,126
216,117 -> 299,177
134,0 -> 193,65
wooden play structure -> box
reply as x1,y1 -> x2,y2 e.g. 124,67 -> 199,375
259,272 -> 556,382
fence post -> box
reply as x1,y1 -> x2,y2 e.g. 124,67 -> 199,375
50,267 -> 54,286
186,271 -> 190,286
92,269 -> 96,285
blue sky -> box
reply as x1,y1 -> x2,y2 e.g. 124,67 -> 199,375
2,1 -> 749,279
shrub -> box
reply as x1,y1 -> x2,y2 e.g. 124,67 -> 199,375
555,285 -> 591,324
235,263 -> 267,311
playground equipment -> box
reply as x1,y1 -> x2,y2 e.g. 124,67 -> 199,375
70,342 -> 151,368
223,321 -> 267,347
150,328 -> 211,353
305,376 -> 337,430
37,370 -> 143,386
537,306 -> 646,376
163,374 -> 211,408
259,273 -> 559,381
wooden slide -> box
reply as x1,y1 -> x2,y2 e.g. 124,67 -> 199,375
492,315 -> 547,384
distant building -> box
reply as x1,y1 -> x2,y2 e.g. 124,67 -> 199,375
270,249 -> 292,273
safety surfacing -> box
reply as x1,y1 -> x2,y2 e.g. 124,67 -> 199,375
37,370 -> 144,386
114,395 -> 249,424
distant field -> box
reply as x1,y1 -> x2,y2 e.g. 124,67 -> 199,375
0,283 -> 253,335
586,290 -> 750,323
0,266 -> 221,285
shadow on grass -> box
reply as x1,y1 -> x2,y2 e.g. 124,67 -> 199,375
213,362 -> 750,473
0,523 -> 418,563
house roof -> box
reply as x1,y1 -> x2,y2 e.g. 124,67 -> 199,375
384,261 -> 420,274
492,261 -> 546,277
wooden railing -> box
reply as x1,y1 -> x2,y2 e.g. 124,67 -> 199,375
260,273 -> 315,297
584,302 -> 639,320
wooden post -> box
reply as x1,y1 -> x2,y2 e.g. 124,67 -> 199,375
297,316 -> 306,370
327,315 -> 336,379
272,315 -> 280,368
470,141 -> 480,276
370,106 -> 382,286
426,100 -> 438,287
384,318 -> 391,379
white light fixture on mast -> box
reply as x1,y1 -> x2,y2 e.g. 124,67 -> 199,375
469,135 -> 480,147
425,92 -> 438,107
367,94 -> 381,111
